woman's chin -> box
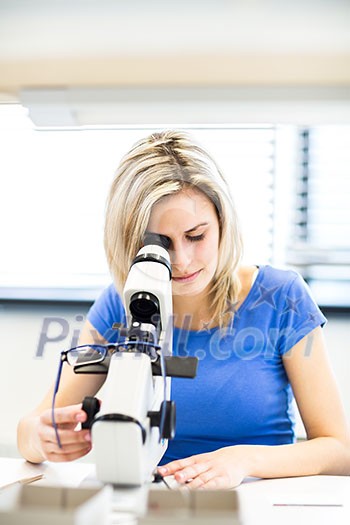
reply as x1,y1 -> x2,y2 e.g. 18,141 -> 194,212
172,279 -> 210,299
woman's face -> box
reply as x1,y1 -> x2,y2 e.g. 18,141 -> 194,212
147,189 -> 220,298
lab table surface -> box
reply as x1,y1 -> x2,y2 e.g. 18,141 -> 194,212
1,457 -> 350,524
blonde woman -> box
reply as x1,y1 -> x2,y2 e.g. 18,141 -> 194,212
18,131 -> 350,488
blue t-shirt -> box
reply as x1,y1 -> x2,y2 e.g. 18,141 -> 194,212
87,265 -> 326,463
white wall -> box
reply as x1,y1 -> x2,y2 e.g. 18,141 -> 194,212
0,302 -> 90,457
0,302 -> 349,457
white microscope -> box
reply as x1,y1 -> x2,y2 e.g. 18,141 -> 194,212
76,233 -> 198,486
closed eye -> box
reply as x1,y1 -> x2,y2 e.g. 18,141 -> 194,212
187,234 -> 205,242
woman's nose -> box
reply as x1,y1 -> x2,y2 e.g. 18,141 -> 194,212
170,242 -> 191,270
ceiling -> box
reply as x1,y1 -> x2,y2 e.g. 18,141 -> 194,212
1,0 -> 350,59
1,0 -> 350,125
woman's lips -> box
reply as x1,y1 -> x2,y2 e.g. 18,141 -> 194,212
172,270 -> 202,283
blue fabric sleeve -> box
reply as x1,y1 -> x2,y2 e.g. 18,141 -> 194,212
87,284 -> 126,343
277,272 -> 327,355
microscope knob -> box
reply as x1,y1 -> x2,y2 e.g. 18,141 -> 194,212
160,401 -> 176,440
81,396 -> 101,429
148,401 -> 176,440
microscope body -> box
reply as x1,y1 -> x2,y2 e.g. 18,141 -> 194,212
91,241 -> 174,486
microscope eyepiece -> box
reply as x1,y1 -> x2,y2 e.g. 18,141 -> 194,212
143,232 -> 171,250
130,292 -> 160,323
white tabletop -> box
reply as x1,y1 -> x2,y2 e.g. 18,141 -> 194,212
0,456 -> 96,489
1,457 -> 350,524
236,474 -> 350,524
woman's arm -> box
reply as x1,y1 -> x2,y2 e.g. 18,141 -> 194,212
17,320 -> 107,463
158,327 -> 350,488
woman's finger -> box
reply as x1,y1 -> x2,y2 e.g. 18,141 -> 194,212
38,418 -> 91,449
158,454 -> 207,476
182,467 -> 216,489
198,475 -> 230,489
41,405 -> 86,426
173,461 -> 211,484
49,428 -> 91,447
44,443 -> 92,463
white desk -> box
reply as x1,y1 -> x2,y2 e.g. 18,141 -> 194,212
1,457 -> 350,524
0,457 -> 96,490
236,474 -> 350,525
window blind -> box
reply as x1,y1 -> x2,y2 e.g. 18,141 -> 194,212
287,126 -> 350,307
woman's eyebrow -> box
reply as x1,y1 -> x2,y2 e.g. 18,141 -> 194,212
185,222 -> 209,234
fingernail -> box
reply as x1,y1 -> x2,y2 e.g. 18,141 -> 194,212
176,473 -> 184,481
158,467 -> 167,474
75,413 -> 85,422
85,433 -> 91,442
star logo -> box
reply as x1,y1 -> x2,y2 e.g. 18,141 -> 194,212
248,282 -> 280,312
225,300 -> 240,314
281,296 -> 303,317
307,311 -> 322,324
219,301 -> 240,325
201,321 -> 213,333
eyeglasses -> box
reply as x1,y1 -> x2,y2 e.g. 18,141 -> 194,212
52,341 -> 162,448
52,344 -> 115,448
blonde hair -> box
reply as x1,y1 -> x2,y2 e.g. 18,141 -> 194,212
104,130 -> 243,326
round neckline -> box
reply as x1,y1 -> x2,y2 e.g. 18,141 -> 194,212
173,265 -> 265,335
173,324 -> 219,336
234,264 -> 264,316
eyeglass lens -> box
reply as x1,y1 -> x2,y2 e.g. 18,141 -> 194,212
66,345 -> 107,366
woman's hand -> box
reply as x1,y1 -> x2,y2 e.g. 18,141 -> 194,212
158,446 -> 249,489
37,404 -> 92,462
